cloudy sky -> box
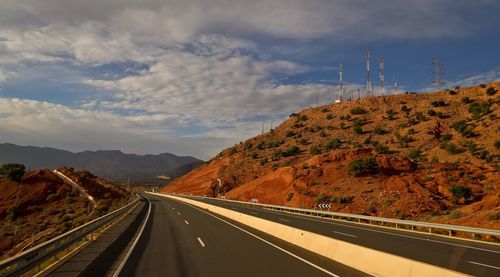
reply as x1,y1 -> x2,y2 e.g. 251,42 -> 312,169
0,0 -> 499,159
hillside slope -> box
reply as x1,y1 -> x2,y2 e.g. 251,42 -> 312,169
163,83 -> 500,230
0,168 -> 130,258
0,145 -> 203,183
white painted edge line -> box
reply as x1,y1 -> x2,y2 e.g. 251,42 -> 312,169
112,194 -> 152,277
197,237 -> 206,247
333,231 -> 357,238
177,212 -> 180,216
236,203 -> 500,255
279,212 -> 500,255
279,218 -> 291,223
185,220 -> 189,225
468,261 -> 500,270
179,199 -> 340,277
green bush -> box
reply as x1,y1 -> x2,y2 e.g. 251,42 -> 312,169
448,90 -> 457,95
46,194 -> 57,202
282,145 -> 300,157
374,144 -> 390,154
0,163 -> 26,182
299,115 -> 309,121
325,138 -> 342,150
326,114 -> 334,120
427,109 -> 436,116
461,97 -> 473,104
436,111 -> 447,118
448,185 -> 472,203
441,142 -> 461,154
415,112 -> 425,121
488,212 -> 500,221
431,100 -> 446,107
449,210 -> 465,219
348,157 -> 380,176
479,84 -> 487,88
451,120 -> 476,137
315,194 -> 329,204
468,101 -> 491,119
319,130 -> 327,137
321,108 -> 329,113
250,152 -> 258,159
350,107 -> 368,115
353,125 -> 363,135
386,109 -> 395,120
373,127 -> 385,135
309,145 -> 321,155
462,141 -> 477,153
259,158 -> 268,165
495,140 -> 500,149
407,148 -> 422,160
439,133 -> 453,142
286,192 -> 294,201
486,87 -> 496,96
284,130 -> 296,138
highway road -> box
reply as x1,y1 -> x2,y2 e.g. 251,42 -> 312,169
117,193 -> 367,277
183,195 -> 500,277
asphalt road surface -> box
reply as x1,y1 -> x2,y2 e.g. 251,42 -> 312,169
118,194 -> 367,277
184,195 -> 500,277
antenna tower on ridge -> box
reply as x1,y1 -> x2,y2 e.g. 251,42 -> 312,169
366,49 -> 372,97
378,57 -> 384,96
339,64 -> 344,101
433,58 -> 443,91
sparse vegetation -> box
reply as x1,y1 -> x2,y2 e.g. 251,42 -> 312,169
448,185 -> 472,204
431,100 -> 446,107
374,144 -> 390,154
0,163 -> 26,182
309,145 -> 321,155
386,109 -> 395,120
348,157 -> 380,176
468,101 -> 491,120
282,145 -> 300,157
353,125 -> 363,135
286,192 -> 294,201
350,107 -> 368,115
373,127 -> 385,135
427,109 -> 437,117
407,148 -> 422,160
486,87 -> 497,96
324,138 -> 342,150
451,120 -> 476,138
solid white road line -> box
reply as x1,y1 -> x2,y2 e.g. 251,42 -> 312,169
113,195 -> 152,277
180,201 -> 340,277
177,212 -> 180,215
279,218 -> 290,223
250,212 -> 259,215
254,208 -> 500,254
197,237 -> 206,247
468,261 -> 500,270
185,220 -> 189,225
333,231 -> 357,238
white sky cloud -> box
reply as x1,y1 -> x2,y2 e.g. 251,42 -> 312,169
0,0 -> 498,159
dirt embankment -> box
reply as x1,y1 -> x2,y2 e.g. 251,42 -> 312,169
0,168 -> 130,259
163,83 -> 500,231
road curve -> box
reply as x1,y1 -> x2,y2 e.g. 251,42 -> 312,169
117,194 -> 367,277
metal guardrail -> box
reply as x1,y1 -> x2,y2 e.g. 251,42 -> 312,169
175,194 -> 500,240
0,196 -> 140,277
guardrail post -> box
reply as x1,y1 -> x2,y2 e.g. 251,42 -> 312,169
448,230 -> 452,236
428,227 -> 432,233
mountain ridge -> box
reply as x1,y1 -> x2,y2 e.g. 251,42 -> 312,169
0,143 -> 203,183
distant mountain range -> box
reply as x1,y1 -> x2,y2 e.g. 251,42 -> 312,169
0,143 -> 203,183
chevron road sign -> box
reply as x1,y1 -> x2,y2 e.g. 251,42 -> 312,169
318,203 -> 331,209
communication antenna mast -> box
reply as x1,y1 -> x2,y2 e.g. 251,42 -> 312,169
392,75 -> 398,94
366,49 -> 372,97
339,64 -> 344,101
378,57 -> 385,96
433,58 -> 443,91
357,88 -> 361,99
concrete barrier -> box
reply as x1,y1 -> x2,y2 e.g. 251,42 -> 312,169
150,193 -> 467,277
